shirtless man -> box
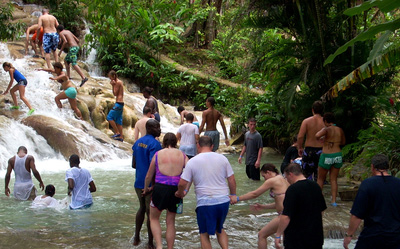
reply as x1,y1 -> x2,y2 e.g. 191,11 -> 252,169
106,70 -> 124,141
297,100 -> 325,180
199,96 -> 229,152
25,24 -> 44,57
134,107 -> 153,141
315,112 -> 345,206
37,9 -> 59,68
177,106 -> 199,127
5,146 -> 44,200
57,25 -> 88,87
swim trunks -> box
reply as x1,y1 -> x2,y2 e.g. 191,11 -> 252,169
31,27 -> 44,42
302,147 -> 322,180
65,46 -> 79,66
196,201 -> 229,235
43,32 -> 59,53
151,183 -> 182,213
107,102 -> 124,125
154,112 -> 160,122
64,87 -> 77,99
318,152 -> 343,170
204,130 -> 220,152
193,121 -> 200,128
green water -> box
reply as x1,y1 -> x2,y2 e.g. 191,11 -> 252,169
0,154 -> 355,248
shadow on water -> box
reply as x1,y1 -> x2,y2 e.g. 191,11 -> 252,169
0,153 -> 358,248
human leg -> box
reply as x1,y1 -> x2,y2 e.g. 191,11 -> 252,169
149,207 -> 163,249
117,124 -> 124,139
68,97 -> 82,120
317,166 -> 329,190
17,85 -> 33,110
10,84 -> 19,106
134,188 -> 146,246
65,60 -> 71,78
216,229 -> 228,249
200,233 -> 212,249
329,167 -> 340,204
257,216 -> 280,249
108,120 -> 120,135
144,193 -> 154,248
165,210 -> 177,249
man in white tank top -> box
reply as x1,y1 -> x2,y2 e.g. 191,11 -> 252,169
5,146 -> 44,200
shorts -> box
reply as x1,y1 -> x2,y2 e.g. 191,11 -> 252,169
65,46 -> 79,66
204,130 -> 220,152
65,87 -> 77,99
302,147 -> 322,179
154,112 -> 161,122
318,152 -> 343,170
150,183 -> 182,213
31,28 -> 44,42
17,79 -> 28,86
107,102 -> 124,125
193,121 -> 200,128
246,164 -> 260,180
196,201 -> 229,235
43,32 -> 59,53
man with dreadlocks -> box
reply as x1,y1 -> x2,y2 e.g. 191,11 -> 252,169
343,154 -> 400,249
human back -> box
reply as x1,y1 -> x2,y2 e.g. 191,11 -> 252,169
156,146 -> 186,177
203,108 -> 221,131
303,115 -> 324,147
322,125 -> 344,153
39,12 -> 58,33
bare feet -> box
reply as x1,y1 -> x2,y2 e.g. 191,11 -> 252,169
132,237 -> 140,246
147,243 -> 155,249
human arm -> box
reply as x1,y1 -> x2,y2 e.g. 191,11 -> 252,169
67,178 -> 74,196
89,181 -> 96,192
37,68 -> 55,73
274,214 -> 290,249
250,203 -> 276,212
5,158 -> 13,196
30,156 -> 44,191
176,132 -> 181,142
36,18 -> 42,43
227,174 -> 237,204
3,69 -> 15,95
58,33 -> 67,57
134,123 -> 139,141
199,112 -> 206,134
315,126 -> 327,140
343,215 -> 362,249
237,179 -> 274,203
131,155 -> 136,169
219,115 -> 230,146
175,178 -> 189,198
180,112 -> 185,125
238,145 -> 246,164
143,156 -> 156,194
255,147 -> 263,169
49,74 -> 68,82
340,128 -> 346,146
297,120 -> 307,156
25,28 -> 31,54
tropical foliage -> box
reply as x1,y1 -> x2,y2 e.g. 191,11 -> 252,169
0,3 -> 24,41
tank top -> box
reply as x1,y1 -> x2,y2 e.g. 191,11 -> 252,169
13,69 -> 26,82
13,154 -> 34,200
155,151 -> 185,186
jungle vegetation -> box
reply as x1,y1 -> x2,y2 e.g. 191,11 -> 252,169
3,0 -> 400,176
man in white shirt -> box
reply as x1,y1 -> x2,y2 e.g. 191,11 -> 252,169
177,113 -> 199,158
66,154 -> 96,209
176,136 -> 237,249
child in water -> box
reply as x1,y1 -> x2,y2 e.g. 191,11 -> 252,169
31,184 -> 58,208
2,62 -> 35,115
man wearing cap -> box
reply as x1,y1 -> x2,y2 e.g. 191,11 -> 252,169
343,154 -> 400,249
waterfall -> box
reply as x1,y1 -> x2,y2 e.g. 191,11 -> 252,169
0,43 -> 131,171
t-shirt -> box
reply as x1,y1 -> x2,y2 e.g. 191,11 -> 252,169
351,176 -> 400,241
65,167 -> 94,209
244,131 -> 263,165
178,123 -> 199,156
31,195 -> 58,208
282,179 -> 327,249
132,134 -> 162,189
181,152 -> 234,207
280,146 -> 298,173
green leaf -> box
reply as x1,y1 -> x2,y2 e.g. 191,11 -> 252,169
344,0 -> 400,16
367,31 -> 391,61
324,19 -> 400,66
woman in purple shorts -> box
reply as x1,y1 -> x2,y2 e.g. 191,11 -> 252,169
143,133 -> 189,249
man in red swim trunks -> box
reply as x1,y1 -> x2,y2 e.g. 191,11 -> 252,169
25,24 -> 44,58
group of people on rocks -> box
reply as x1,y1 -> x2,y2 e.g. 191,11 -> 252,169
2,9 -> 88,117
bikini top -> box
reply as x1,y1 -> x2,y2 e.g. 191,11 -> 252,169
155,151 -> 186,186
269,190 -> 285,199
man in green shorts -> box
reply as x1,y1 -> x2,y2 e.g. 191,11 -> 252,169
57,25 -> 88,87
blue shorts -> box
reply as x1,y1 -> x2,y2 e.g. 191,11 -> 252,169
193,121 -> 200,128
43,33 -> 59,53
154,112 -> 160,122
17,79 -> 27,86
196,201 -> 229,235
64,87 -> 77,99
204,130 -> 220,152
107,102 -> 124,125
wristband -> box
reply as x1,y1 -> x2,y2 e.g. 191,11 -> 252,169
275,236 -> 281,239
237,196 -> 239,202
239,155 -> 243,158
184,189 -> 188,193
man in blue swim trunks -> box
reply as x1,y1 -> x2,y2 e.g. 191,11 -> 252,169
106,70 -> 124,141
37,9 -> 59,68
199,97 -> 229,152
176,136 -> 237,249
